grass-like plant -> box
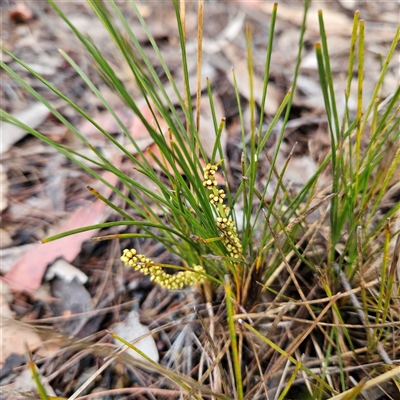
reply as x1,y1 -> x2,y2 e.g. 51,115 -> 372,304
1,0 -> 399,399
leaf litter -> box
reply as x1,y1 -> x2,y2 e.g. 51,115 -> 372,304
0,0 -> 399,398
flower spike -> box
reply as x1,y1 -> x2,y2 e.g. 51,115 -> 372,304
121,248 -> 205,290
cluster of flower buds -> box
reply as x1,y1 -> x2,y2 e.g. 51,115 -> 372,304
203,164 -> 243,259
203,163 -> 218,189
121,248 -> 205,290
209,189 -> 226,205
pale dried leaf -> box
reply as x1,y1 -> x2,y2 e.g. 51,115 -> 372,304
51,278 -> 93,318
0,280 -> 13,304
45,259 -> 88,284
337,0 -> 357,11
111,310 -> 159,363
1,103 -> 50,154
0,229 -> 13,249
282,155 -> 317,187
200,11 -> 245,55
0,164 -> 9,213
293,75 -> 325,110
218,11 -> 245,43
12,368 -> 56,398
0,295 -> 42,365
50,277 -> 93,336
24,62 -> 57,76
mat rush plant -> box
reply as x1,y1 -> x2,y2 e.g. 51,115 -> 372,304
120,161 -> 240,290
1,0 -> 400,399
